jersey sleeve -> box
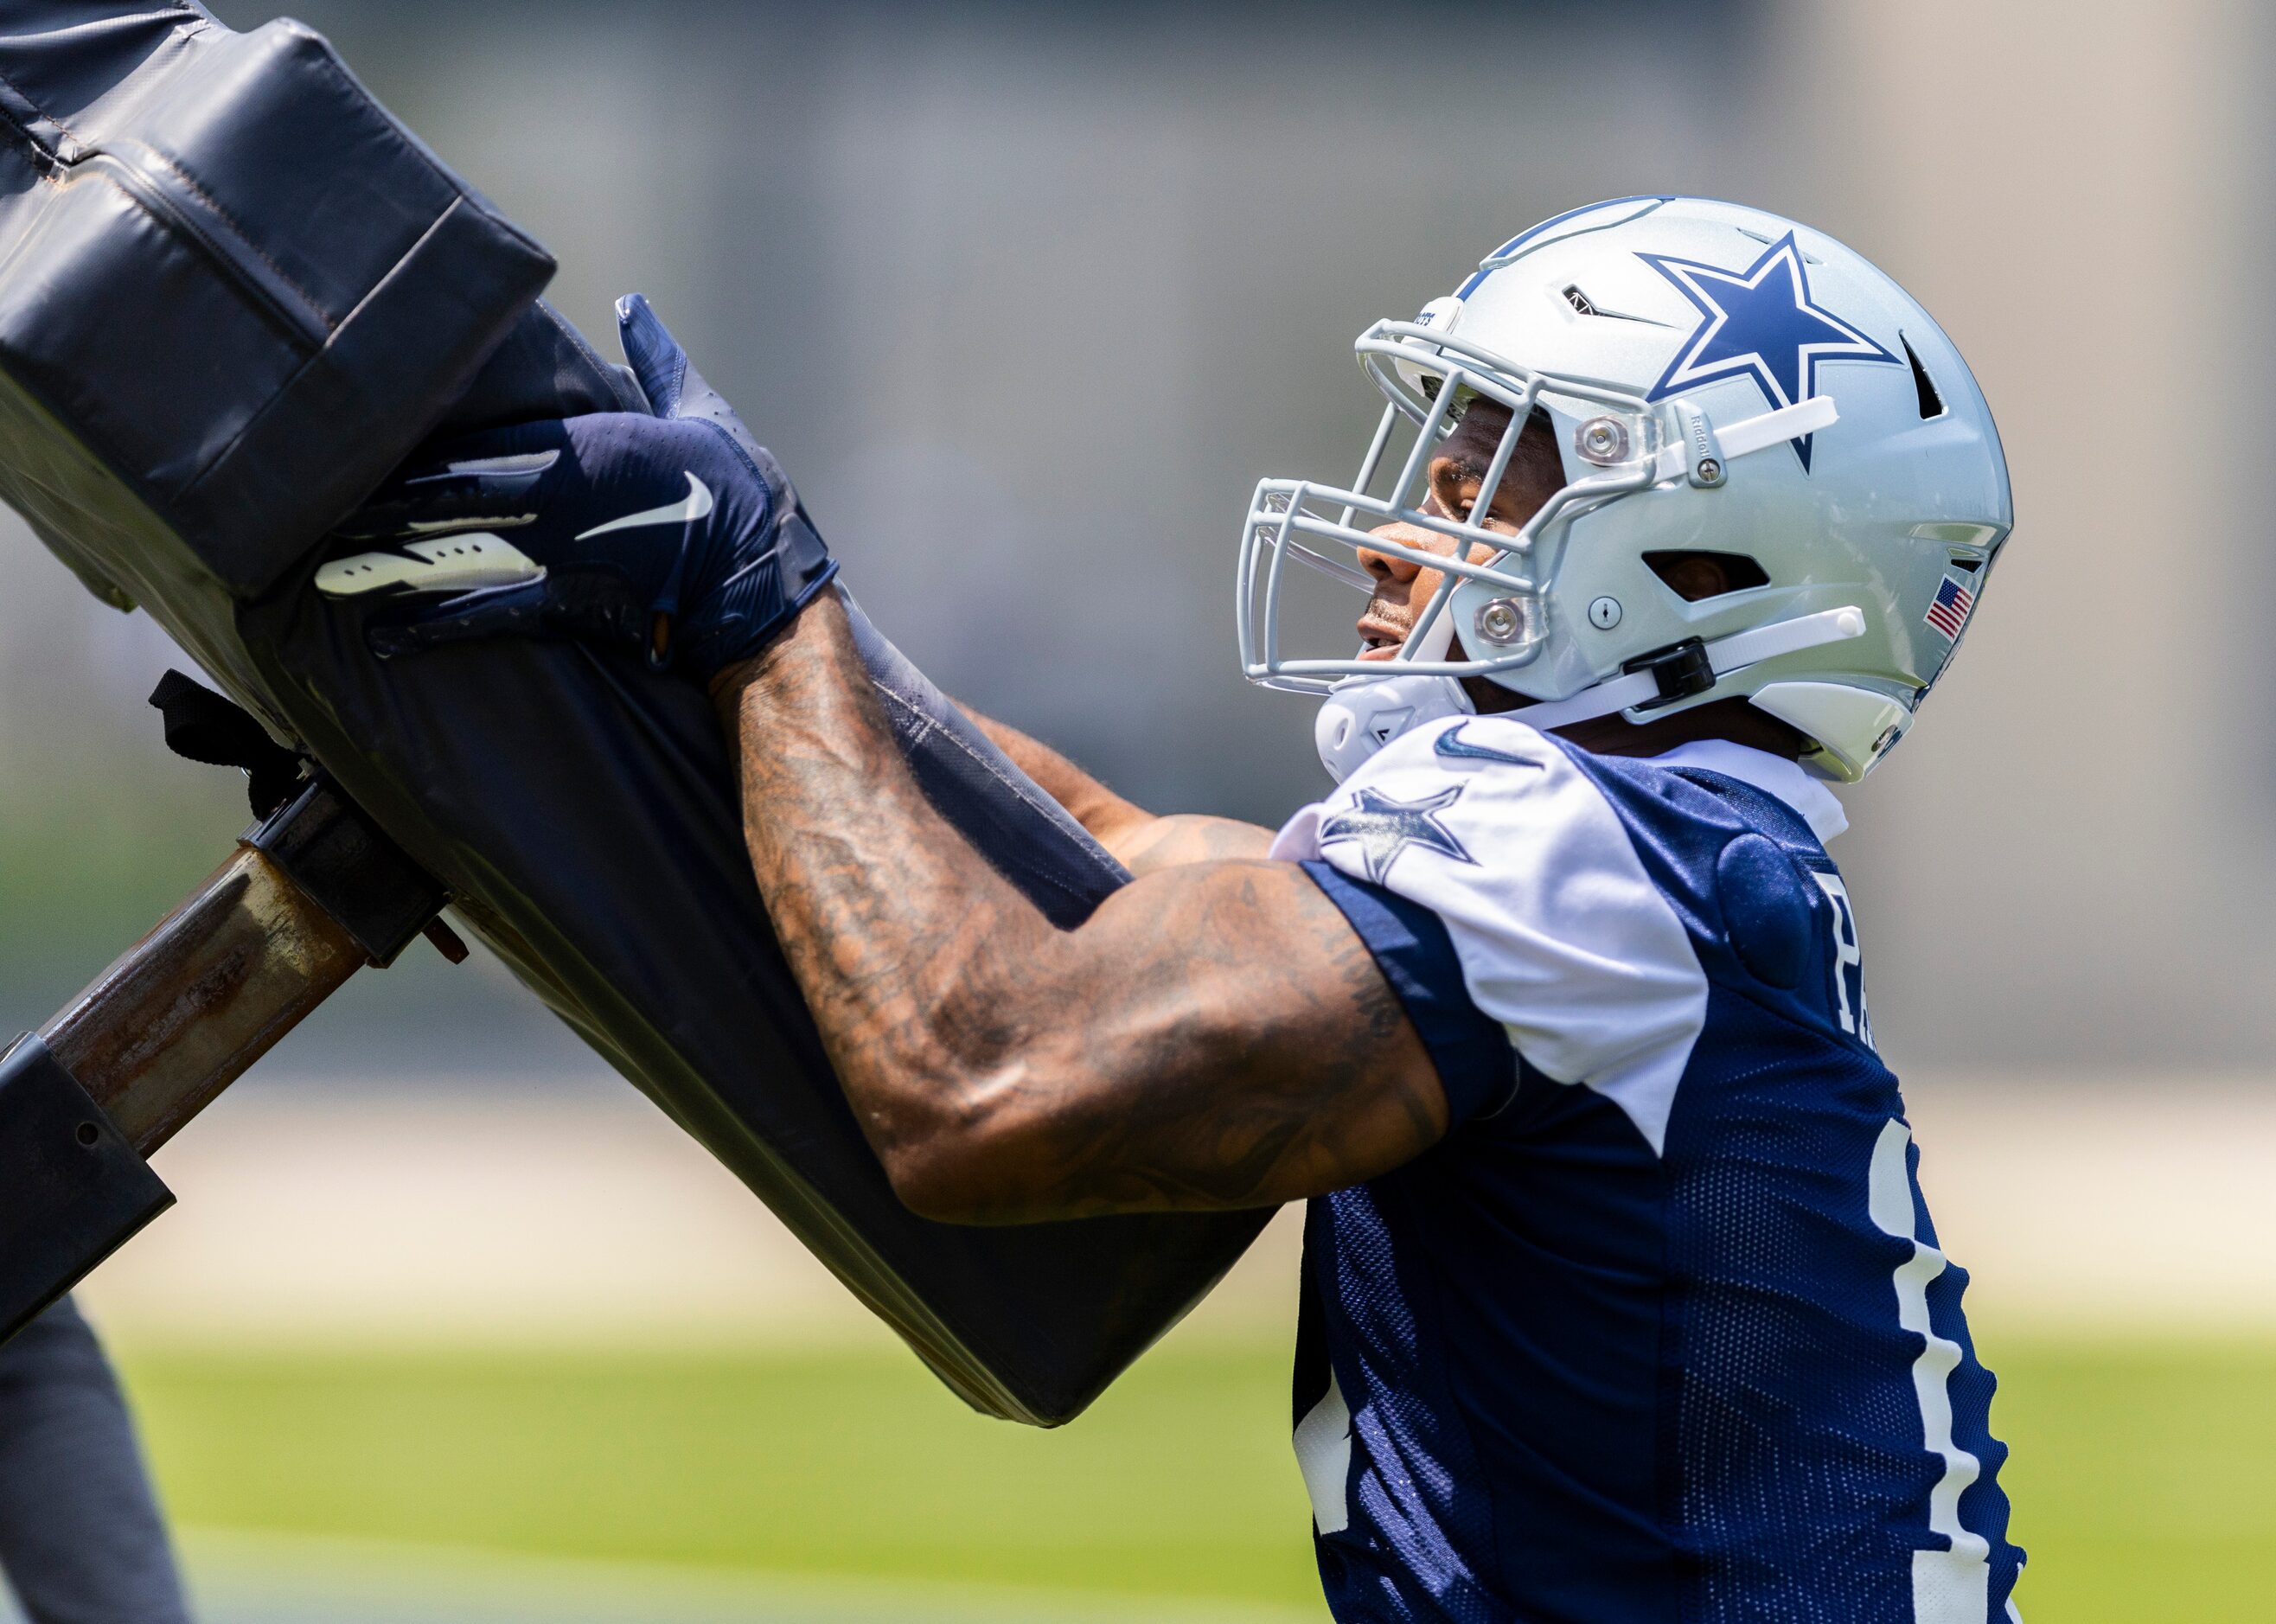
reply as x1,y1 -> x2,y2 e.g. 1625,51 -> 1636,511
1297,859 -> 1521,1123
1270,716 -> 1707,1149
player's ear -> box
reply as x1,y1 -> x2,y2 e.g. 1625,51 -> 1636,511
1655,553 -> 1728,601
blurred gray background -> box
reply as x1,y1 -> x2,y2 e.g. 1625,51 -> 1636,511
0,0 -> 2263,1079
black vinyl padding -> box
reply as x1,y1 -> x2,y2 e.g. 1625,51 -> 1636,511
0,3 -> 1266,1424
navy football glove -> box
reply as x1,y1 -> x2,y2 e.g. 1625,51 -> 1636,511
319,293 -> 836,683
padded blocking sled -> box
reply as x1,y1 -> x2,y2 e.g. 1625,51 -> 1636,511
0,5 -> 1267,1423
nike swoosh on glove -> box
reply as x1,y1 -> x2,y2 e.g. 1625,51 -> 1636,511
319,293 -> 837,683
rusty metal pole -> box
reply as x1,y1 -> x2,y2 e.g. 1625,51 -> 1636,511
0,776 -> 455,1340
39,845 -> 368,1156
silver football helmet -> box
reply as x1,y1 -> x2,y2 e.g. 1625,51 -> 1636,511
1237,195 -> 2011,783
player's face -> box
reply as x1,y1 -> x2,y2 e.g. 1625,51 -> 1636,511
1352,400 -> 1560,662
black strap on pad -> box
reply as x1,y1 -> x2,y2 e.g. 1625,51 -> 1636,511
148,670 -> 304,819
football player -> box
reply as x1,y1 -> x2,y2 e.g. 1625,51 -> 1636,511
0,1297 -> 193,1622
334,195 -> 2023,1621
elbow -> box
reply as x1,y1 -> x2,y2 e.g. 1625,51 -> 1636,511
873,1076 -> 1051,1225
844,985 -> 1077,1223
882,1141 -> 992,1224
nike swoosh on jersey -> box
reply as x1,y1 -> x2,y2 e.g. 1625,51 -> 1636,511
574,472 -> 714,540
1433,722 -> 1545,768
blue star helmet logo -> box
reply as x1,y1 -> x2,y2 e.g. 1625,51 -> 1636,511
1317,784 -> 1475,886
1638,230 -> 1899,470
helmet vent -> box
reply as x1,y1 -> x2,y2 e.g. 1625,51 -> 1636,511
1736,227 -> 1821,264
1901,333 -> 1946,419
1947,553 -> 1982,573
1643,550 -> 1770,602
1560,284 -> 1669,326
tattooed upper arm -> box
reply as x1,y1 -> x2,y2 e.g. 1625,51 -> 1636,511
953,700 -> 1273,877
884,858 -> 1450,1224
1107,815 -> 1276,877
723,598 -> 1442,1229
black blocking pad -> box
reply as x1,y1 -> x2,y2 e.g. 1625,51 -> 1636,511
0,6 -> 1267,1424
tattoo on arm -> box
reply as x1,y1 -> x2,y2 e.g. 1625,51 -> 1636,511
720,594 -> 1448,1222
1107,815 -> 1275,877
994,857 -> 1447,1215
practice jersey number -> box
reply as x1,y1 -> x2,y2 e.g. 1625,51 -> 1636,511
1812,871 -> 1874,1049
1870,1118 -> 2019,1622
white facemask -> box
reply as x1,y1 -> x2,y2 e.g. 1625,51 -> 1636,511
1313,584 -> 1474,783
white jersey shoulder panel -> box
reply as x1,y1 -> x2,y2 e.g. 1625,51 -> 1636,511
1273,715 -> 1706,1154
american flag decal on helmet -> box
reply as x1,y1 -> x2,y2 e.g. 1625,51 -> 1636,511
1925,575 -> 1974,641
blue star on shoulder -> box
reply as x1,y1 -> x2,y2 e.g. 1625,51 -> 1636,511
1637,229 -> 1898,470
1317,784 -> 1474,886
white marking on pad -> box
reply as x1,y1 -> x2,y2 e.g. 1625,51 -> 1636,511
316,534 -> 544,598
406,450 -> 559,483
404,514 -> 534,534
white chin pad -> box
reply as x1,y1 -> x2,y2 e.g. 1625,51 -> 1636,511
1314,671 -> 1474,783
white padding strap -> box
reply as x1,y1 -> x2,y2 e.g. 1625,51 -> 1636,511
1653,394 -> 1838,481
1719,394 -> 1838,459
1516,605 -> 1868,732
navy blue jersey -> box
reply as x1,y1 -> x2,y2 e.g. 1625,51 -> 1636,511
1269,716 -> 2022,1623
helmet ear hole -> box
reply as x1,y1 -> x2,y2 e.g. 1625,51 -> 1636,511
1642,550 -> 1769,602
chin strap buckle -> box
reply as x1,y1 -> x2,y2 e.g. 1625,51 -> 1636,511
1621,638 -> 1716,710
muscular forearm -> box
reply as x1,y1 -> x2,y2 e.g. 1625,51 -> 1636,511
724,597 -> 1155,1217
714,591 -> 1445,1222
719,598 -> 1043,1174
957,706 -> 1273,875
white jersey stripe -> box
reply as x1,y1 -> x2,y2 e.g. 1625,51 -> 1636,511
1870,1118 -> 1993,1622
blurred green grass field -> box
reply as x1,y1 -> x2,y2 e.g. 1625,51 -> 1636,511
118,1337 -> 2276,1621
